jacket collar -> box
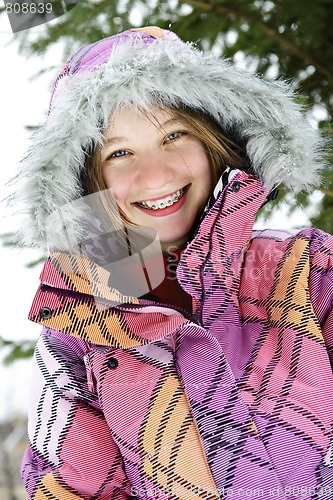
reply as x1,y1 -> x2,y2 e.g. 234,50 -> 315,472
177,171 -> 271,300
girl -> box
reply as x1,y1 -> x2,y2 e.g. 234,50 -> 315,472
13,26 -> 333,499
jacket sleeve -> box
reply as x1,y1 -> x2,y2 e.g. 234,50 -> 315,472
309,230 -> 333,367
21,328 -> 133,499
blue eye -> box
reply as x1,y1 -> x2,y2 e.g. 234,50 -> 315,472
110,150 -> 129,158
166,131 -> 184,142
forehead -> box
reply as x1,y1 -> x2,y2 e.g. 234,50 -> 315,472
105,106 -> 179,137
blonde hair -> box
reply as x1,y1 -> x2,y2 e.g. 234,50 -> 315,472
81,105 -> 245,230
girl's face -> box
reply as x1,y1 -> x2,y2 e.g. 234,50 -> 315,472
101,107 -> 213,251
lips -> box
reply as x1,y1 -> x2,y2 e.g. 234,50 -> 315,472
137,187 -> 185,210
133,185 -> 189,217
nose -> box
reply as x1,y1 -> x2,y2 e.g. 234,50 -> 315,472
135,151 -> 175,191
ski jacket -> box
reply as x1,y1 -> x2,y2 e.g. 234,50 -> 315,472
22,170 -> 333,499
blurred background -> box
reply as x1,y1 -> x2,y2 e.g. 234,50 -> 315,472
1,0 -> 332,498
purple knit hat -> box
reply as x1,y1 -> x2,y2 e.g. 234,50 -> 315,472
49,27 -> 179,113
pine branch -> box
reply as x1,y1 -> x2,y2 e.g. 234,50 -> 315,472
0,337 -> 35,365
181,0 -> 331,78
317,187 -> 333,197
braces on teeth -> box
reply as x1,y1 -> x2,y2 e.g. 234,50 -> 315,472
138,188 -> 185,210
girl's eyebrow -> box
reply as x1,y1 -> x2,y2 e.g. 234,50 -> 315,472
159,118 -> 184,129
103,136 -> 127,147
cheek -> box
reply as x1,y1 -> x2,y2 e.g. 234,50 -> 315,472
192,153 -> 213,188
102,170 -> 128,208
102,167 -> 113,190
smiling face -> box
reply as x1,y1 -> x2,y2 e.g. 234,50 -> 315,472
100,107 -> 213,251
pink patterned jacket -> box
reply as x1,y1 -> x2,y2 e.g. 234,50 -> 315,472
22,172 -> 333,499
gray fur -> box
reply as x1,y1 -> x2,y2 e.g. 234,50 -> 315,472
9,37 -> 326,249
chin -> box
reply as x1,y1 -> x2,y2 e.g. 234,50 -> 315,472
159,233 -> 191,250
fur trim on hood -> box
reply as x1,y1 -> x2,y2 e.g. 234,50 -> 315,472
9,26 -> 326,249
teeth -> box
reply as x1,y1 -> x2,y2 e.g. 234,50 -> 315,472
138,188 -> 185,210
